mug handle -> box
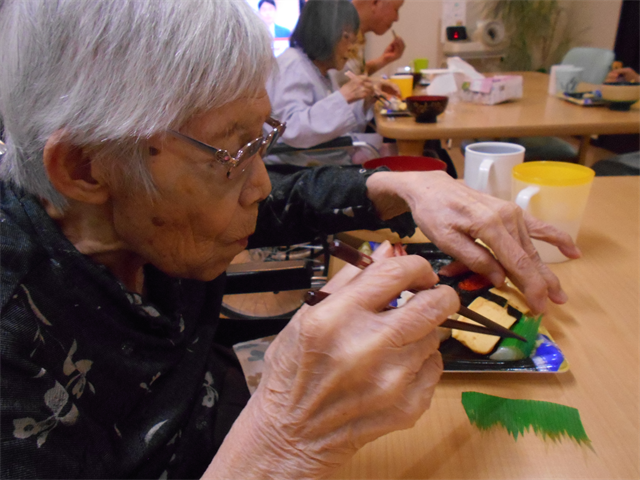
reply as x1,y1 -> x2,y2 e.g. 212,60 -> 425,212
477,158 -> 494,193
515,185 -> 540,211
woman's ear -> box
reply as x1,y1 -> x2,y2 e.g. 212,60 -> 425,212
43,130 -> 111,204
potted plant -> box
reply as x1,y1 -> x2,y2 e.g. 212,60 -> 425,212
485,0 -> 585,72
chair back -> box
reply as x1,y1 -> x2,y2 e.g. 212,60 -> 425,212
561,47 -> 615,84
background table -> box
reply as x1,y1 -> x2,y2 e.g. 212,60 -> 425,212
376,72 -> 640,164
331,176 -> 640,479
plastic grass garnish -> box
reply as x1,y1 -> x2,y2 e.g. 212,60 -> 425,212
462,392 -> 592,448
491,315 -> 542,360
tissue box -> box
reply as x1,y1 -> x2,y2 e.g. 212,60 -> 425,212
460,75 -> 523,105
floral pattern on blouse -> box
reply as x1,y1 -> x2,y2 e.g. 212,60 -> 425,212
13,381 -> 79,448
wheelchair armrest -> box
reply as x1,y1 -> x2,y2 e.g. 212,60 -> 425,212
225,259 -> 316,294
268,136 -> 354,156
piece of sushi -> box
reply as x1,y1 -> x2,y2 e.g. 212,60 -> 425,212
452,297 -> 521,355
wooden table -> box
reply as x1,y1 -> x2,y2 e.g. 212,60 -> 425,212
331,176 -> 640,479
376,71 -> 640,164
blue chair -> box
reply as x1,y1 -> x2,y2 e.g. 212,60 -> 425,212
515,47 -> 615,161
561,47 -> 616,84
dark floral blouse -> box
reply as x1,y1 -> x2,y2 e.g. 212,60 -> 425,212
0,165 -> 415,479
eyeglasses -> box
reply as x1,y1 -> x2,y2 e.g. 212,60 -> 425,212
168,117 -> 286,180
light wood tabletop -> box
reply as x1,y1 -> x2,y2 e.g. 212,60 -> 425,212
376,71 -> 640,162
331,176 -> 640,480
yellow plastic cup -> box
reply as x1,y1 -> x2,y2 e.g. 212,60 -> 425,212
389,74 -> 414,99
413,58 -> 429,72
512,161 -> 595,263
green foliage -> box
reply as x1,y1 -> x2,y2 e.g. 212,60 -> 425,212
462,392 -> 593,447
486,0 -> 583,72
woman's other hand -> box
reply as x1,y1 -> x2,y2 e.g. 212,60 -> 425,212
365,171 -> 581,315
604,67 -> 640,83
340,72 -> 376,103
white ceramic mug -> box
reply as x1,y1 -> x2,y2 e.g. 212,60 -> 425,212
548,65 -> 579,95
555,66 -> 584,94
464,142 -> 525,200
512,161 -> 595,263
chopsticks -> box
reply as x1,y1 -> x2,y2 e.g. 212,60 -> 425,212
347,71 -> 389,107
304,289 -> 520,337
346,67 -> 393,108
304,240 -> 526,342
374,94 -> 392,108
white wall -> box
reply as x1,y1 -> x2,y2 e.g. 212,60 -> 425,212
365,0 -> 623,77
562,0 -> 622,50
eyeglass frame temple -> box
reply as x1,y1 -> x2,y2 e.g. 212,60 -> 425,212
167,130 -> 236,168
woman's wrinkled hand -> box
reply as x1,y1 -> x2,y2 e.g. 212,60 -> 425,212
340,72 -> 376,104
241,254 -> 458,478
365,171 -> 582,315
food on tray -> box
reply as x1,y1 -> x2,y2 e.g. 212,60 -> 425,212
452,297 -> 521,355
490,279 -> 530,314
379,97 -> 407,114
457,272 -> 493,305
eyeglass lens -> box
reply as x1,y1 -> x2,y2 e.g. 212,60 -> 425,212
230,126 -> 283,179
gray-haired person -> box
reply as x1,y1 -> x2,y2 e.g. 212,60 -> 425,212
0,0 -> 579,478
266,0 -> 399,165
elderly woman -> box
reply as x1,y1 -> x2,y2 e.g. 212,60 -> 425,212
0,1 -> 579,479
266,0 -> 395,165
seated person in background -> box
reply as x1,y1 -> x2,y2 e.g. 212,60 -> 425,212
0,0 -> 579,478
266,0 -> 398,166
258,0 -> 291,38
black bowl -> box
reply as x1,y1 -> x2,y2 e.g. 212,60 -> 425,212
405,95 -> 449,123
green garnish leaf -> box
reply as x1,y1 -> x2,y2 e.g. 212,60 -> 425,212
462,391 -> 592,448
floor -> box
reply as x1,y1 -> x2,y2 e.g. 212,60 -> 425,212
446,136 -> 617,178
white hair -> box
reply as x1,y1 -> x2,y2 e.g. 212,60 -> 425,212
0,0 -> 275,209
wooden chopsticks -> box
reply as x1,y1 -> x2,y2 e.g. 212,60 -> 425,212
303,240 -> 526,342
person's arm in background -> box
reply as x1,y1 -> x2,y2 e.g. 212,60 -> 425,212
605,67 -> 640,83
365,35 -> 405,75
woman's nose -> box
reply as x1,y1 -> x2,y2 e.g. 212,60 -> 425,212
238,156 -> 272,207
